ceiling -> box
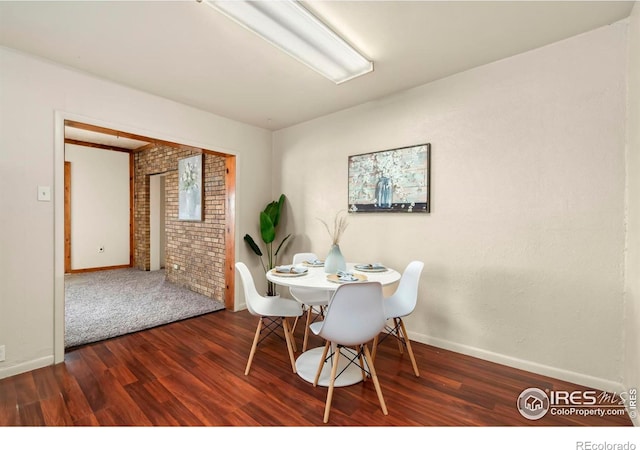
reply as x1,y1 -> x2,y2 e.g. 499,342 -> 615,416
0,0 -> 636,147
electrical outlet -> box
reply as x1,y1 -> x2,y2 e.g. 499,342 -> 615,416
98,246 -> 104,253
0,345 -> 5,362
173,263 -> 180,270
37,186 -> 51,202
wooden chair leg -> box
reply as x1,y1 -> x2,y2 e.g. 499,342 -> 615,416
323,345 -> 341,423
292,314 -> 300,336
399,318 -> 419,377
314,341 -> 331,386
245,318 -> 263,375
292,305 -> 308,336
371,334 -> 379,362
363,344 -> 388,416
302,306 -> 313,352
282,318 -> 297,373
284,317 -> 297,353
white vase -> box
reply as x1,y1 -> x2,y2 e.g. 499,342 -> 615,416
324,244 -> 346,274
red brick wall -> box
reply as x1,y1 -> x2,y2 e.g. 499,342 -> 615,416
134,145 -> 226,302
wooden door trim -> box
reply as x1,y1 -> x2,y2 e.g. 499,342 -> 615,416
225,155 -> 236,310
129,153 -> 135,267
64,162 -> 71,273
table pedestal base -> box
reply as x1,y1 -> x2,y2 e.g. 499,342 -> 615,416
295,347 -> 369,387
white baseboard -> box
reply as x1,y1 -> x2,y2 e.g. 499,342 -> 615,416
0,356 -> 54,380
410,331 -> 625,394
413,332 -> 640,426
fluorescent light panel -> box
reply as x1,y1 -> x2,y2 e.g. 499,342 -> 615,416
205,0 -> 373,84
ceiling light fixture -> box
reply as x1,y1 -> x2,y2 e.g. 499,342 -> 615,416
203,0 -> 373,84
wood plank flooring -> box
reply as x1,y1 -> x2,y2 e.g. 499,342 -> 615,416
0,308 -> 633,427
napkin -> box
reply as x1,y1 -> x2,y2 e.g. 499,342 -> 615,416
275,265 -> 307,274
336,270 -> 358,281
305,259 -> 324,266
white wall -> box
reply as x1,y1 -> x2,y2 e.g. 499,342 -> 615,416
65,145 -> 130,270
274,22 -> 629,390
0,46 -> 272,378
624,1 -> 640,424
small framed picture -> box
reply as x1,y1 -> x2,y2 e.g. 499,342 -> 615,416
178,154 -> 203,221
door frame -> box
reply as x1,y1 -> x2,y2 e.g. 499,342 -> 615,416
64,161 -> 72,273
53,112 -> 238,363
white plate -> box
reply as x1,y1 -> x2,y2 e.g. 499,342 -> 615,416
302,260 -> 324,267
354,264 -> 387,273
271,268 -> 308,277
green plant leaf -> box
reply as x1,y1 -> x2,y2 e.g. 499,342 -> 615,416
243,194 -> 290,286
274,233 -> 291,256
259,211 -> 275,244
273,194 -> 286,228
243,234 -> 263,256
263,200 -> 276,217
262,201 -> 277,228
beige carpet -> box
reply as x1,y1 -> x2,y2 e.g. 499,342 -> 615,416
65,268 -> 224,348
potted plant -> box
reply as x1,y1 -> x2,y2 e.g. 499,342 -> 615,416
243,194 -> 291,296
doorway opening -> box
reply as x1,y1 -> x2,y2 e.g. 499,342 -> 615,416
58,119 -> 236,355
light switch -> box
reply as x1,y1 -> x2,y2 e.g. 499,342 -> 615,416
37,186 -> 51,202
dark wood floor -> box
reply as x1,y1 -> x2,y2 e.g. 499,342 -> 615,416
0,308 -> 633,427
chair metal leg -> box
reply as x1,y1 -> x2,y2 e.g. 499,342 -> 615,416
394,318 -> 404,354
357,345 -> 367,380
323,344 -> 341,423
245,318 -> 263,375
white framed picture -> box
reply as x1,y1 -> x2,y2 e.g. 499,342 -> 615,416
348,143 -> 430,213
178,154 -> 203,221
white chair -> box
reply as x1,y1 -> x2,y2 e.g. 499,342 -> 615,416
372,260 -> 424,377
310,282 -> 388,423
235,262 -> 303,376
290,252 -> 331,352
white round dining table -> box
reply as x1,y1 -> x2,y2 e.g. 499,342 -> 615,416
267,262 -> 401,387
266,262 -> 401,292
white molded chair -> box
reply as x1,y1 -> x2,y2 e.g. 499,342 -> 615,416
235,262 -> 303,376
372,260 -> 424,377
290,252 -> 331,352
310,282 -> 388,423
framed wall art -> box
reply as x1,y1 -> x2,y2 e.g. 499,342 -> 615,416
178,154 -> 203,221
348,143 -> 430,213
